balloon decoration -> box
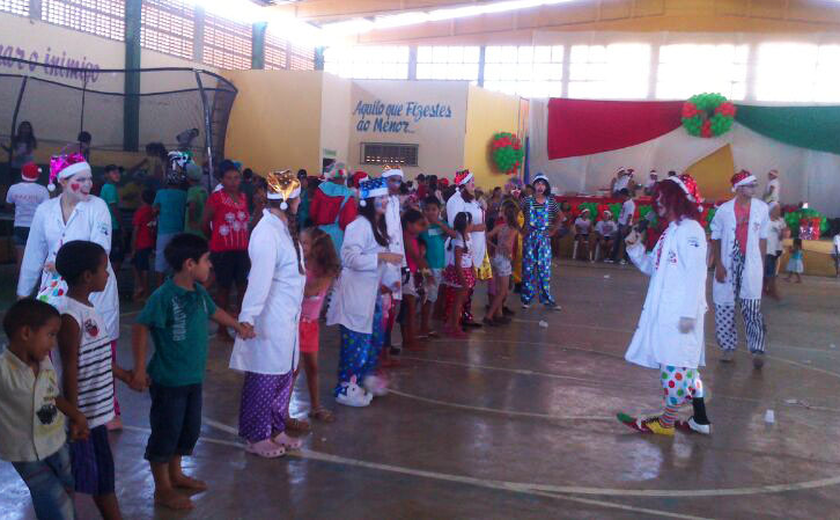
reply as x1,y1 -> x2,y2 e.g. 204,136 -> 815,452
783,207 -> 829,239
490,132 -> 524,174
682,93 -> 736,138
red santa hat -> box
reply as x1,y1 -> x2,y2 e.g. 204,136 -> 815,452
454,169 -> 473,186
21,162 -> 41,182
350,170 -> 369,188
731,170 -> 757,192
664,173 -> 704,209
438,178 -> 450,187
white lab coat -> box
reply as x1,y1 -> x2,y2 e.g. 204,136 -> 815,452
446,190 -> 486,268
625,219 -> 708,369
327,217 -> 386,334
229,211 -> 305,375
710,198 -> 770,304
384,194 -> 406,300
17,196 -> 119,340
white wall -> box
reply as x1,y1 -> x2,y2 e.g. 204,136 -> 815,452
319,72 -> 352,166
348,79 -> 468,178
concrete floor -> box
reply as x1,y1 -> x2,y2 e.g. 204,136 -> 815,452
2,261 -> 840,519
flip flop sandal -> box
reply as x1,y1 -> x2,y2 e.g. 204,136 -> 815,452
309,407 -> 336,423
245,439 -> 286,458
285,418 -> 311,432
272,432 -> 302,450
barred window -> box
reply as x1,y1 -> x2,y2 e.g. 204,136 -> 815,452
265,32 -> 287,70
0,0 -> 29,16
203,12 -> 251,70
289,42 -> 315,71
141,0 -> 194,61
417,46 -> 480,81
42,0 -> 125,42
361,143 -> 418,167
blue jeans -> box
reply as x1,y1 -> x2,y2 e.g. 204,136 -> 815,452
11,443 -> 76,520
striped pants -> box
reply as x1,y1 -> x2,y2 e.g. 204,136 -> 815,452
715,238 -> 767,353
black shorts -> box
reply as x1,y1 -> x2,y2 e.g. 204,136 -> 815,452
145,383 -> 203,464
575,233 -> 590,241
69,425 -> 115,496
109,228 -> 125,264
765,253 -> 779,278
211,250 -> 250,289
132,247 -> 152,272
13,226 -> 30,247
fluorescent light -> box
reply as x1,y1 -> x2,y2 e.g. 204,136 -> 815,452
375,12 -> 431,28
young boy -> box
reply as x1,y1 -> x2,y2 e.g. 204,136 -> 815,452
152,170 -> 187,286
183,163 -> 207,239
55,240 -> 131,520
1,299 -> 89,520
132,189 -> 156,301
420,196 -> 457,333
100,165 -> 124,276
129,233 -> 254,510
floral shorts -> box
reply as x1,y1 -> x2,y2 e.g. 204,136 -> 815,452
660,365 -> 704,407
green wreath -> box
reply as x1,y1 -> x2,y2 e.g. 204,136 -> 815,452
682,93 -> 736,138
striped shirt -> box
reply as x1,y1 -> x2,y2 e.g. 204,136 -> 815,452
61,298 -> 114,429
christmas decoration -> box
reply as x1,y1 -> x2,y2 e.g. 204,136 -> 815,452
682,93 -> 736,138
490,132 -> 524,174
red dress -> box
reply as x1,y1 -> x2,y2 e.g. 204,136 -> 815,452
206,190 -> 249,252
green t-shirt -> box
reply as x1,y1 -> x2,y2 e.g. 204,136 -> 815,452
153,188 -> 187,235
184,185 -> 208,238
100,183 -> 120,230
420,224 -> 446,269
136,279 -> 217,387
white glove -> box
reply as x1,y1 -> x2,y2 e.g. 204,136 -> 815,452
678,317 -> 696,334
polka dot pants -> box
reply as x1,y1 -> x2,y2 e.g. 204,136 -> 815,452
238,371 -> 294,443
660,365 -> 704,407
334,297 -> 384,396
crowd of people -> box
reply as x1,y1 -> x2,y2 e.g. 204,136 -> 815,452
3,136 -> 839,519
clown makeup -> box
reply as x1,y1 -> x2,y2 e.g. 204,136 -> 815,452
373,195 -> 389,215
62,171 -> 93,201
534,180 -> 548,195
386,176 -> 402,195
738,182 -> 758,198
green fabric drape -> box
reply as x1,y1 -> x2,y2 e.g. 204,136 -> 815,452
735,104 -> 840,155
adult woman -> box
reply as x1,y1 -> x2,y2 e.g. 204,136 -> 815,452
618,175 -> 711,436
445,170 -> 486,326
17,153 -> 122,428
521,174 -> 562,310
230,170 -> 305,458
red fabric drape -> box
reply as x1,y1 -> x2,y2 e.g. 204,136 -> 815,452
547,99 -> 684,160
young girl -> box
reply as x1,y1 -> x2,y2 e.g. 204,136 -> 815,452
442,212 -> 475,338
573,208 -> 593,261
485,202 -> 519,326
229,170 -> 306,458
785,238 -> 804,283
295,227 -> 340,424
401,209 -> 429,351
326,178 -> 403,407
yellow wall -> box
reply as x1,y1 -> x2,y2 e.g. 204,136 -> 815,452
223,70 -> 324,176
685,144 -> 736,202
464,85 -> 522,190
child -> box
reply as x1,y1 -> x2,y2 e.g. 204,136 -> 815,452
1,299 -> 89,520
764,203 -> 786,300
420,196 -> 456,335
183,163 -> 208,239
594,210 -> 618,263
152,168 -> 187,285
296,227 -> 340,424
130,233 -> 254,509
55,240 -> 131,520
326,177 -> 403,407
442,212 -> 475,338
484,202 -> 519,325
131,189 -> 156,301
785,238 -> 804,283
5,162 -> 49,276
832,232 -> 840,278
401,209 -> 429,351
573,208 -> 593,261
100,165 -> 124,276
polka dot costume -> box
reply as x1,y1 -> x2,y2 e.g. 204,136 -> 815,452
660,365 -> 704,407
238,371 -> 294,443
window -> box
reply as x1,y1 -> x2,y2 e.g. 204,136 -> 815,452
568,43 -> 650,99
289,42 -> 315,71
203,12 -> 251,70
0,0 -> 29,16
361,143 -> 418,167
42,0 -> 125,42
754,42 -> 840,103
656,44 -> 748,100
265,32 -> 287,70
141,0 -> 195,61
416,46 -> 480,82
484,45 -> 563,98
325,46 -> 408,79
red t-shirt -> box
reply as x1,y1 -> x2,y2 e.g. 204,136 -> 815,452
132,205 -> 155,250
734,201 -> 750,256
207,190 -> 250,252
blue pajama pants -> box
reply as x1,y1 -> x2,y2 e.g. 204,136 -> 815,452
521,233 -> 555,306
335,297 -> 384,395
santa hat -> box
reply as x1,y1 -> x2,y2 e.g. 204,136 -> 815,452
358,177 -> 388,206
603,209 -> 612,218
454,169 -> 473,186
48,152 -> 89,192
731,170 -> 757,192
438,178 -> 450,187
266,169 -> 300,210
381,165 -> 404,179
351,170 -> 369,188
21,162 -> 41,182
665,174 -> 704,209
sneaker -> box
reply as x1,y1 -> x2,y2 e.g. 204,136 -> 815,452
363,375 -> 389,397
619,259 -> 627,265
604,259 -> 614,264
336,379 -> 374,407
675,417 -> 712,435
617,413 -> 675,437
752,352 -> 765,369
521,303 -> 531,309
720,350 -> 735,363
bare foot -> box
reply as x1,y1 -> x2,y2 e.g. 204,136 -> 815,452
170,473 -> 207,491
155,488 -> 194,510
